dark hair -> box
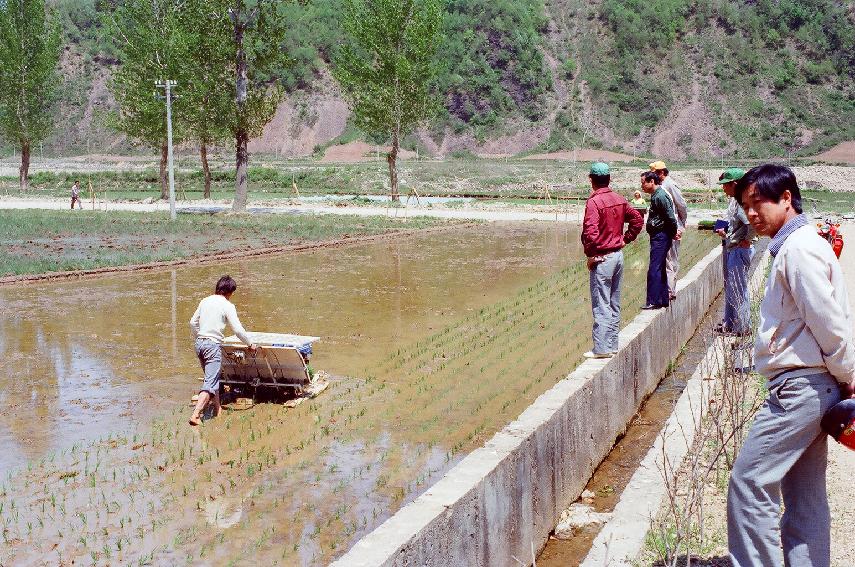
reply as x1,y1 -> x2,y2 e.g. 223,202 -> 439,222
589,173 -> 610,188
661,168 -> 669,176
735,164 -> 802,214
215,275 -> 238,295
718,172 -> 725,181
641,171 -> 659,184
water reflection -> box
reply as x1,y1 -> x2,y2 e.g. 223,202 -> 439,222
0,222 -> 582,473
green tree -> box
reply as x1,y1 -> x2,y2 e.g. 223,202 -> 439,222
228,0 -> 290,212
180,0 -> 234,198
333,0 -> 443,200
0,0 -> 61,191
106,0 -> 191,200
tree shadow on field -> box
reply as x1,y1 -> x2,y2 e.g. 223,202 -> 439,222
650,556 -> 731,567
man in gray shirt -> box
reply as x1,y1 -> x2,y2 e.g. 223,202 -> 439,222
650,161 -> 687,298
715,168 -> 754,335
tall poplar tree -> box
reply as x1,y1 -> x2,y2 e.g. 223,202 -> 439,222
333,0 -> 443,201
0,0 -> 61,191
227,0 -> 289,212
181,0 -> 233,198
106,0 -> 190,200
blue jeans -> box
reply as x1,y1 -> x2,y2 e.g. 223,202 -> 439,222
589,251 -> 623,354
724,246 -> 754,333
646,232 -> 672,307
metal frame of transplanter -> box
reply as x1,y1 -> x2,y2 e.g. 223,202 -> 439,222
219,332 -> 321,395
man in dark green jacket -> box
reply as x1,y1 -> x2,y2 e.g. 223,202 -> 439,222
641,171 -> 679,309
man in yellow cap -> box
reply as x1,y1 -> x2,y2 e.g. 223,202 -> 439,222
649,161 -> 687,298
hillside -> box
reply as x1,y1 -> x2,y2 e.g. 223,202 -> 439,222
20,0 -> 855,160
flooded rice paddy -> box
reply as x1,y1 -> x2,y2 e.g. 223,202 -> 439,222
0,223 -> 716,565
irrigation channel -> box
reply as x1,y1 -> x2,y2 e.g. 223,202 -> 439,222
0,223 -> 717,565
537,290 -> 728,566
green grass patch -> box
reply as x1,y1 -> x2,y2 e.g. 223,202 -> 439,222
0,209 -> 455,277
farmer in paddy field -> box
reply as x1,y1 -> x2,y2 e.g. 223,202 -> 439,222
580,161 -> 643,359
70,179 -> 82,209
727,164 -> 855,567
188,275 -> 258,426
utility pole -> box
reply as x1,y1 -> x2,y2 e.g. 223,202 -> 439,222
156,80 -> 178,220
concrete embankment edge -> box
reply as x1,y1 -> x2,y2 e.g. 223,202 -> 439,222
331,245 -> 725,567
580,249 -> 771,567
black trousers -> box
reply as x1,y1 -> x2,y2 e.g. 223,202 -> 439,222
646,231 -> 672,307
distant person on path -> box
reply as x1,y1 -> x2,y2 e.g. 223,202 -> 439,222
581,162 -> 643,359
641,171 -> 678,310
188,275 -> 258,426
630,190 -> 647,218
70,180 -> 82,209
727,164 -> 855,567
714,167 -> 754,336
649,161 -> 687,298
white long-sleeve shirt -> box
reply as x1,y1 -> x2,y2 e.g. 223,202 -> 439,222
755,222 -> 855,386
189,294 -> 252,345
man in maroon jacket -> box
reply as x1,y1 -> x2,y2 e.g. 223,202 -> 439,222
581,162 -> 644,358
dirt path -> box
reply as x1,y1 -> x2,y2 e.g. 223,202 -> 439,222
0,195 -> 733,225
0,194 -> 590,221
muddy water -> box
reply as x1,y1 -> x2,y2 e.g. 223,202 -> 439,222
0,223 -> 580,473
0,223 -> 716,566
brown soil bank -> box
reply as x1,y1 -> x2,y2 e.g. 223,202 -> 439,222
812,141 -> 855,165
524,149 -> 637,162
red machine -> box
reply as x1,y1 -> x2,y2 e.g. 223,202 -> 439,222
817,219 -> 844,258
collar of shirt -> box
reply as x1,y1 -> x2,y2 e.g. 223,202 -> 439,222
769,213 -> 808,257
726,197 -> 738,218
591,186 -> 613,196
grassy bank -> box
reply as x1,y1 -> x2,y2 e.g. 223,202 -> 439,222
0,209 -> 456,277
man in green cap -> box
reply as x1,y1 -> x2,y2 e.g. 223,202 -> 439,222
581,162 -> 644,358
715,167 -> 755,336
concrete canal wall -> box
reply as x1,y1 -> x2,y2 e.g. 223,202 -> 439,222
332,245 -> 725,567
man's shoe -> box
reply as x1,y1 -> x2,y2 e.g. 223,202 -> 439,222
584,351 -> 613,359
714,322 -> 732,335
641,304 -> 664,310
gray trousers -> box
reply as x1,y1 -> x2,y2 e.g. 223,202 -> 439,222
724,246 -> 754,333
728,372 -> 841,567
589,251 -> 623,354
666,238 -> 680,295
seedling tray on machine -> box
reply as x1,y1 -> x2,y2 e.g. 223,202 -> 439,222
220,332 -> 326,399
